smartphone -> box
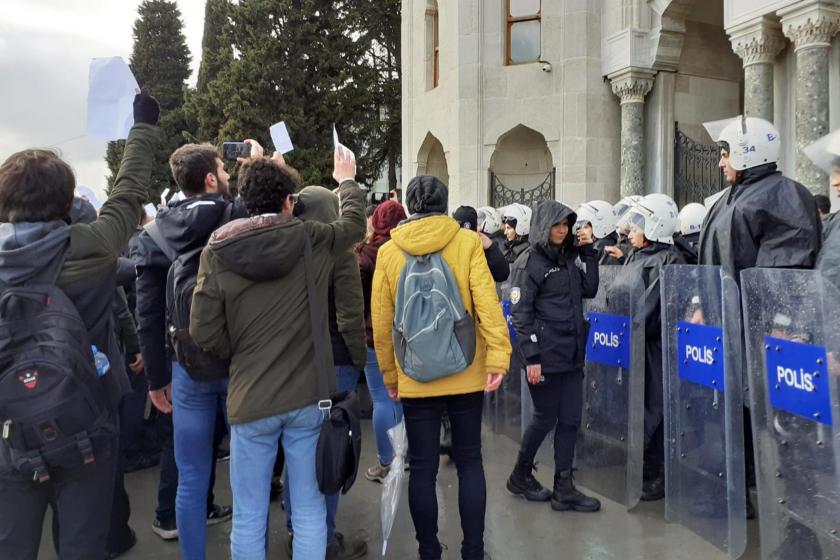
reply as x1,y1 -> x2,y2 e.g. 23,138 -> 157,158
222,142 -> 250,161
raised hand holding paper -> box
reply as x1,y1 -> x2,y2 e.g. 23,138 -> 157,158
269,122 -> 294,154
87,57 -> 140,141
332,124 -> 355,159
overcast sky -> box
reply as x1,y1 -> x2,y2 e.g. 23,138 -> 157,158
0,0 -> 206,199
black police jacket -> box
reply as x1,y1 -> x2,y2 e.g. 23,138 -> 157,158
673,232 -> 700,265
509,202 -> 599,374
699,164 -> 821,282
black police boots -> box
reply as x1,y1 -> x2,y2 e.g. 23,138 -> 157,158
641,469 -> 665,502
550,470 -> 601,512
506,459 -> 551,502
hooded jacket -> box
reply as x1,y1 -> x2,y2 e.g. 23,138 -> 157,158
189,181 -> 366,425
297,186 -> 367,371
0,123 -> 157,411
371,215 -> 511,398
509,202 -> 599,374
699,164 -> 822,281
131,195 -> 246,390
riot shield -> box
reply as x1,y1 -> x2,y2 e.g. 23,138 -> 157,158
741,268 -> 840,560
662,265 -> 746,559
483,281 -> 523,442
574,265 -> 645,509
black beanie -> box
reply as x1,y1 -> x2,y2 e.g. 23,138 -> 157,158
405,175 -> 448,215
453,206 -> 478,231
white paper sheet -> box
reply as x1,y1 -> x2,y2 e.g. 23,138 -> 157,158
269,122 -> 294,154
332,124 -> 355,159
143,203 -> 158,219
76,185 -> 102,210
87,57 -> 140,141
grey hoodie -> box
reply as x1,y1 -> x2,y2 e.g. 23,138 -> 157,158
0,123 -> 158,410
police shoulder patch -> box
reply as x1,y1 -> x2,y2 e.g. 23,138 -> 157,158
510,287 -> 521,305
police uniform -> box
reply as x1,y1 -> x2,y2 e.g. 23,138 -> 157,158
505,201 -> 601,512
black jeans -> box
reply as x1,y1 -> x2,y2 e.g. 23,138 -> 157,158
519,370 -> 583,472
155,410 -> 223,523
402,392 -> 486,560
0,435 -> 118,560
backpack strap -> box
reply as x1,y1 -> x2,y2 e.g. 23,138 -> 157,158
145,200 -> 235,264
144,221 -> 179,263
302,235 -> 333,412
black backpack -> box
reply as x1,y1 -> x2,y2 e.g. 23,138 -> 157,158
145,205 -> 232,382
0,277 -> 112,483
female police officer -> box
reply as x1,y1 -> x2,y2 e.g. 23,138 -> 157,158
505,200 -> 601,512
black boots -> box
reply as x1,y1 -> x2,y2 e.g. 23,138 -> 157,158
550,470 -> 601,512
506,459 -> 551,502
641,466 -> 665,502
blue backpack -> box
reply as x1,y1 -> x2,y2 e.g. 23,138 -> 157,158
392,251 -> 476,383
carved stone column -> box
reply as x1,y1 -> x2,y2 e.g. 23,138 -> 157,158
781,2 -> 840,194
729,17 -> 786,122
610,68 -> 656,197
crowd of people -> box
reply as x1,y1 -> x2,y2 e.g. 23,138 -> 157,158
0,91 -> 839,560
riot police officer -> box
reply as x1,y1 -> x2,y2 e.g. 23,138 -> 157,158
501,204 -> 532,264
477,206 -> 507,254
617,194 -> 685,500
673,203 -> 707,265
575,200 -> 619,265
700,116 -> 821,277
604,195 -> 643,264
505,201 -> 601,513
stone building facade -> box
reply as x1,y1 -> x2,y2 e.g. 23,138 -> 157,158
401,0 -> 840,210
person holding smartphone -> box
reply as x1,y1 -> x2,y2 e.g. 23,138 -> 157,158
505,200 -> 601,513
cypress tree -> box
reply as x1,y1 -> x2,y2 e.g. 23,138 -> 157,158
186,0 -> 233,143
203,0 -> 383,187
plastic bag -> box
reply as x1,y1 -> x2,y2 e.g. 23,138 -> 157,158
380,419 -> 408,557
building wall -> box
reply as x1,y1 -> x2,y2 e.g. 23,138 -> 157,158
402,0 -> 621,211
672,18 -> 743,142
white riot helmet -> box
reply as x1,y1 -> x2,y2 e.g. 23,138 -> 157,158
703,115 -> 781,171
613,195 -> 643,222
622,194 -> 678,245
677,203 -> 708,236
477,206 -> 502,235
575,200 -> 617,240
502,203 -> 532,237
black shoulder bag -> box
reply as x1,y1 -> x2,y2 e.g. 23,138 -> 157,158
302,236 -> 362,496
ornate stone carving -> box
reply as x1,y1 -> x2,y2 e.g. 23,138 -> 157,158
732,33 -> 785,66
609,68 -> 655,105
781,3 -> 840,50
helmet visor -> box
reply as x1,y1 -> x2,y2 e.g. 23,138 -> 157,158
804,130 -> 840,174
613,202 -> 633,220
617,211 -> 646,236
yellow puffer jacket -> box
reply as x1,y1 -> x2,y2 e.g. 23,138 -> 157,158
372,215 -> 512,398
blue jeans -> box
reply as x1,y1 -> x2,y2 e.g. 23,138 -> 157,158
231,405 -> 326,560
364,347 -> 403,465
284,365 -> 359,543
172,363 -> 228,560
